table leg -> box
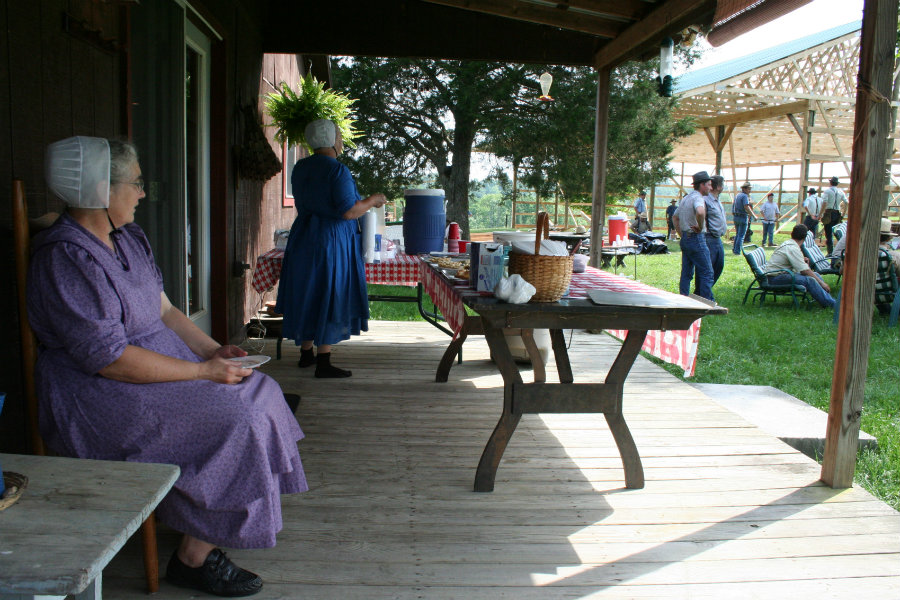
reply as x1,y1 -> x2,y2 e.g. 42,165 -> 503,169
435,316 -> 483,382
604,329 -> 648,489
549,329 -> 573,383
519,329 -> 546,383
475,322 -> 525,492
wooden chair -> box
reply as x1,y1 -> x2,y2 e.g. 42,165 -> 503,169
741,244 -> 811,309
12,179 -> 163,593
802,231 -> 841,283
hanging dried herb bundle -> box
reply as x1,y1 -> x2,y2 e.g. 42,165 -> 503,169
264,73 -> 360,151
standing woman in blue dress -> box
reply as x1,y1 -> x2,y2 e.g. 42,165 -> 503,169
276,119 -> 387,378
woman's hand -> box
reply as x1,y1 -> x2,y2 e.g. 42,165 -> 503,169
211,344 -> 248,360
198,356 -> 252,385
370,193 -> 387,208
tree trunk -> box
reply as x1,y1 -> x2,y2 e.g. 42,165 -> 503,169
443,115 -> 477,238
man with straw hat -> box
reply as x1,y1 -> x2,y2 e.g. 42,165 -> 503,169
673,171 -> 714,301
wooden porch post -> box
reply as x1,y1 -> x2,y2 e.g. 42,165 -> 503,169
821,0 -> 898,488
590,67 -> 611,268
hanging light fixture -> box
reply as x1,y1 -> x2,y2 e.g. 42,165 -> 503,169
538,72 -> 554,101
656,37 -> 674,97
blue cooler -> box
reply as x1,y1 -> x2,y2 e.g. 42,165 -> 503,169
0,392 -> 5,496
403,189 -> 445,254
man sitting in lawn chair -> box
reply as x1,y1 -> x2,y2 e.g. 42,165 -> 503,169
766,224 -> 836,308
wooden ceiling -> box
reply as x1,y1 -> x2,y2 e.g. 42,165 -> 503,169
263,0 -> 717,67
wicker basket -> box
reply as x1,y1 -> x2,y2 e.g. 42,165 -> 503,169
0,471 -> 28,511
507,212 -> 573,302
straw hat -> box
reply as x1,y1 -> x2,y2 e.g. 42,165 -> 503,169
741,182 -> 752,189
880,218 -> 897,237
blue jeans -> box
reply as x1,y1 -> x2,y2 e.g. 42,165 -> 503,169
767,273 -> 836,307
680,232 -> 714,301
732,215 -> 748,254
705,234 -> 724,287
762,221 -> 776,246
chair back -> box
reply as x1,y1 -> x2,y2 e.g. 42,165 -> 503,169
742,244 -> 768,278
875,248 -> 900,305
13,179 -> 56,456
833,222 -> 847,241
802,231 -> 830,272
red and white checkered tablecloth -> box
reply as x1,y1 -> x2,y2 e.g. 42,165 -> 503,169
420,263 -> 703,377
251,249 -> 421,294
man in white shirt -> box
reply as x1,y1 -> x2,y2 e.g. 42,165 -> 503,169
803,187 -> 823,238
821,176 -> 848,254
759,193 -> 780,247
766,224 -> 835,307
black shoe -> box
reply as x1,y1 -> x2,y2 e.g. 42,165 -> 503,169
167,548 -> 263,597
314,352 -> 352,378
297,347 -> 316,368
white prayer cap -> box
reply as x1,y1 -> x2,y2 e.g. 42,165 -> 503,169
304,119 -> 336,150
45,136 -> 110,208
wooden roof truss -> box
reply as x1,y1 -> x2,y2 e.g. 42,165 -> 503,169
673,30 -> 866,171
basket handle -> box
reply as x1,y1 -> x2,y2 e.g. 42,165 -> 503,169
535,212 -> 550,254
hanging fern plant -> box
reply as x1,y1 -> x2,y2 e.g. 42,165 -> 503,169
264,73 -> 360,152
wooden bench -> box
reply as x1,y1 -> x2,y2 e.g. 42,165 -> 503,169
0,453 -> 179,600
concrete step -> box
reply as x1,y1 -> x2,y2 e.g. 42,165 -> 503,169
690,383 -> 877,460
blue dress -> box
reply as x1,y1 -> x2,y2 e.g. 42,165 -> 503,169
276,154 -> 369,345
27,214 -> 307,549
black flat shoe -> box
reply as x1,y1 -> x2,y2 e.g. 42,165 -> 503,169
167,548 -> 263,597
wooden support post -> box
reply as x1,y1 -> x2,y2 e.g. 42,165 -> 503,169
511,164 -> 518,228
590,67 -> 611,268
715,124 -> 724,174
822,0 -> 898,488
799,108 -> 816,222
648,186 -> 656,230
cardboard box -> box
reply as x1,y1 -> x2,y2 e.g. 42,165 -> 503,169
470,242 -> 505,292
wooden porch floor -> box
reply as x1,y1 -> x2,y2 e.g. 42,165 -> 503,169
103,321 -> 900,599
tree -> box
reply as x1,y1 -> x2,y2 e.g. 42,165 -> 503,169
332,55 -> 696,235
481,61 -> 695,216
333,59 -> 536,237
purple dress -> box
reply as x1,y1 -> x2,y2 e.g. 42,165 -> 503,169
27,213 -> 307,549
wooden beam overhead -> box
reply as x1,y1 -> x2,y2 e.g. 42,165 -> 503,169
695,100 -> 810,128
422,0 -> 626,38
593,0 -> 716,68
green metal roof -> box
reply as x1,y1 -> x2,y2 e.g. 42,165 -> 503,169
675,21 -> 861,94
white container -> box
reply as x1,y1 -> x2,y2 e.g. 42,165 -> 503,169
361,209 -> 377,263
492,231 -> 537,246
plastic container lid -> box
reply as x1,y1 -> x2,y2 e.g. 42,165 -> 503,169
404,188 -> 445,196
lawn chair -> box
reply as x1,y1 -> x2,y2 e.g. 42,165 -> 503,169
832,248 -> 900,326
741,244 -> 811,308
802,230 -> 841,283
13,179 -> 163,593
833,222 -> 847,241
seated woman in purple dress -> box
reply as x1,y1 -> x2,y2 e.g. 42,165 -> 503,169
27,137 -> 307,597
276,119 -> 387,378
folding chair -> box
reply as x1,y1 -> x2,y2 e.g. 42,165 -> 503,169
741,244 -> 810,309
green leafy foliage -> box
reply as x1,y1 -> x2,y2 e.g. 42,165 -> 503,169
264,73 -> 360,151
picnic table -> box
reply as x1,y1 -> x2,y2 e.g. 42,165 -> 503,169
420,262 -> 726,492
0,453 -> 179,600
251,249 -> 421,293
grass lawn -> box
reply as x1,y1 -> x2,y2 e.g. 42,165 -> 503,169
367,235 -> 900,511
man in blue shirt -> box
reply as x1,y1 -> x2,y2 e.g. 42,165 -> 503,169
634,190 -> 647,220
703,175 -> 728,290
732,181 -> 758,255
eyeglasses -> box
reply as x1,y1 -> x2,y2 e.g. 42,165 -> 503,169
115,177 -> 145,192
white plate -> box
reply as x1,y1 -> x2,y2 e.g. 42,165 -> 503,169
227,355 -> 271,369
